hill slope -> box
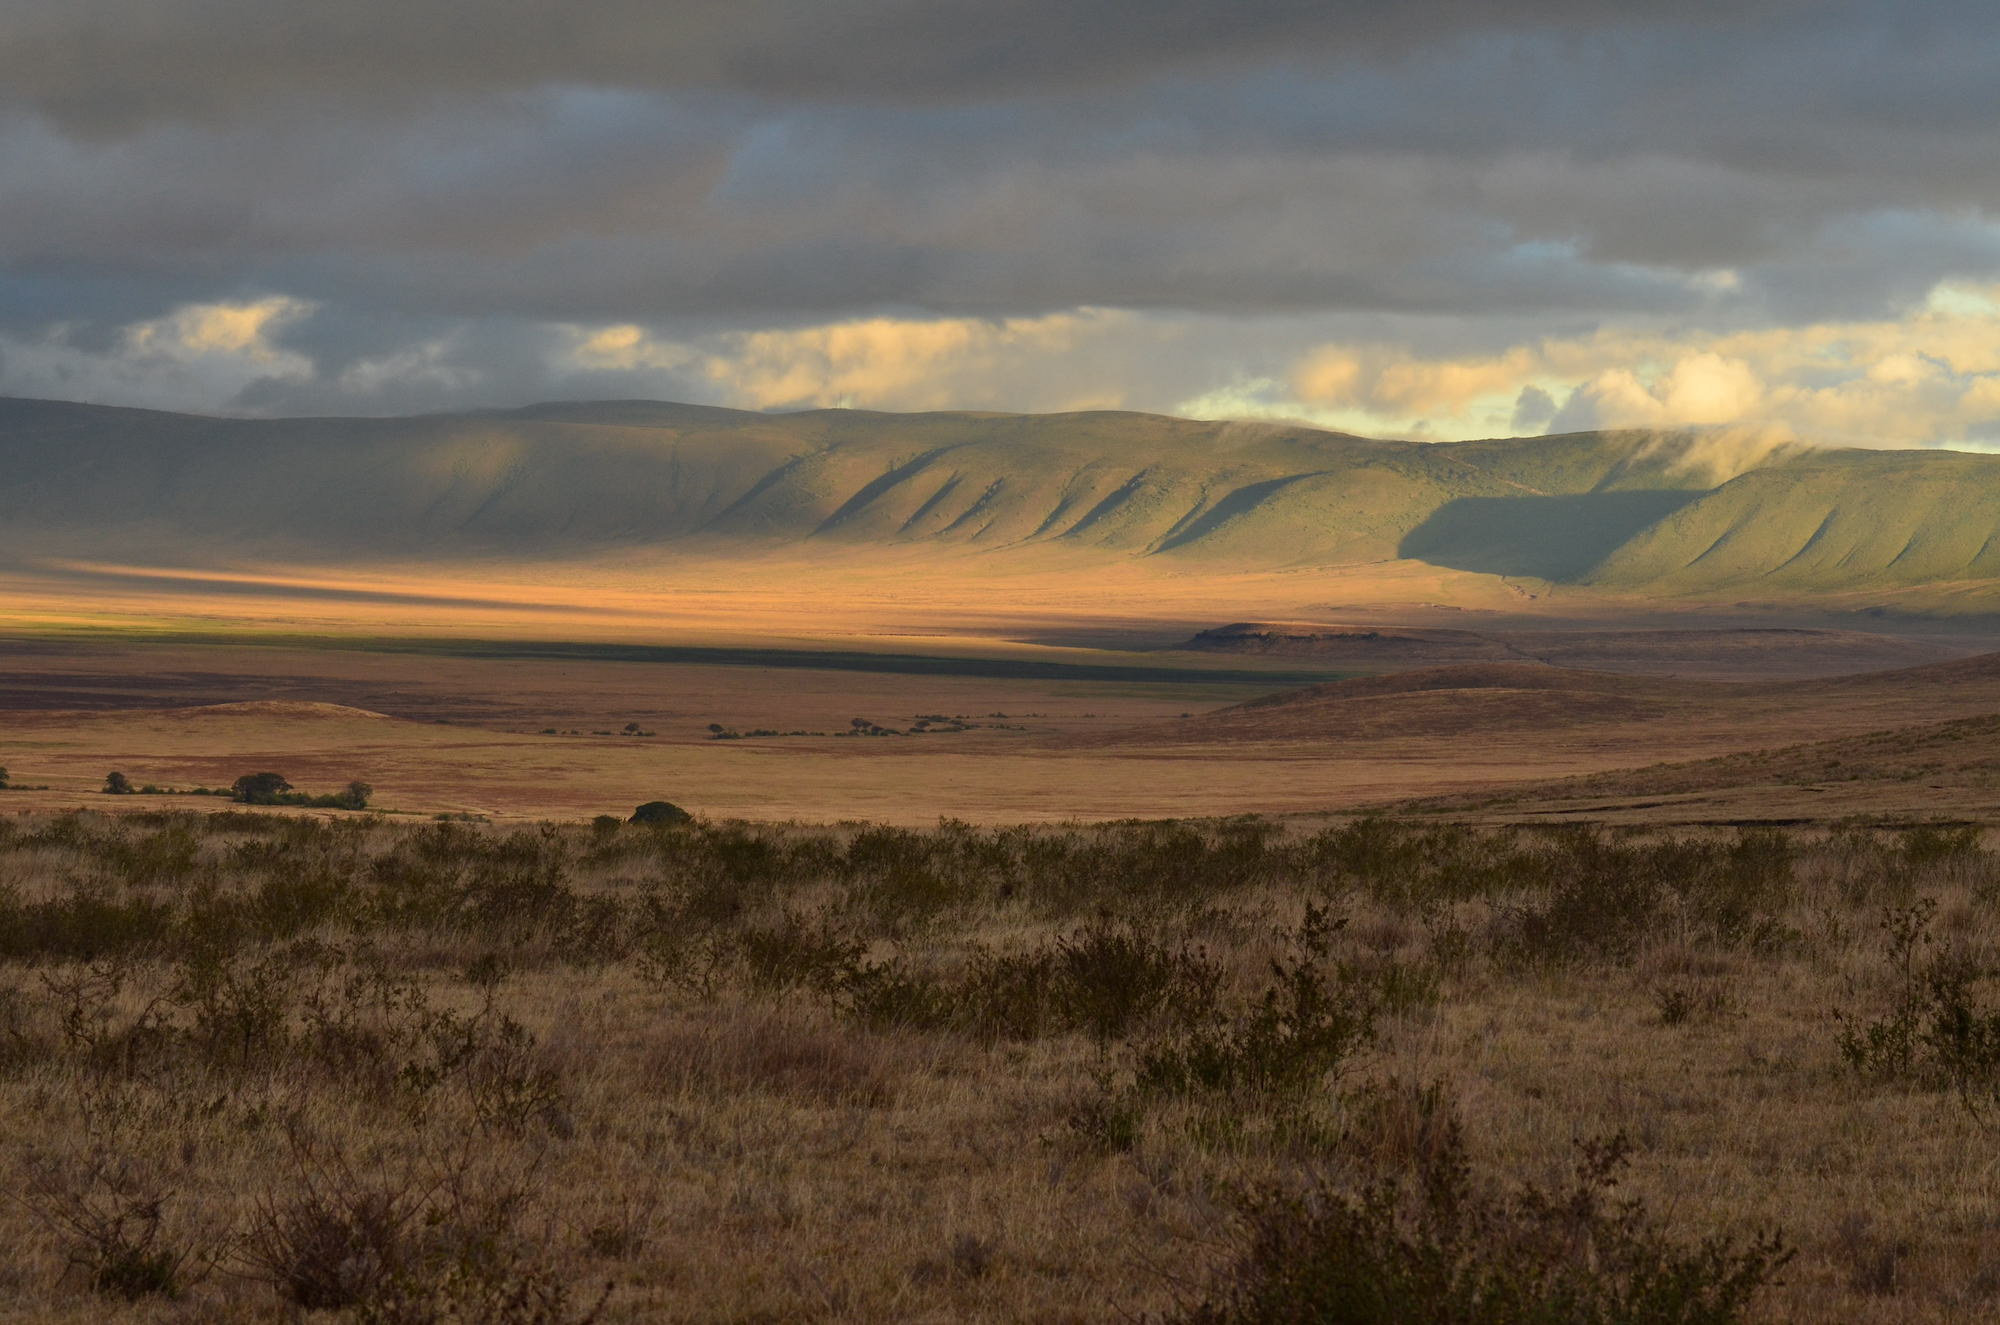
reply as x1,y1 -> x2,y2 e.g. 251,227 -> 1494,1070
6,396 -> 2000,607
1588,449 -> 2000,596
1101,647 -> 2000,749
0,398 -> 1713,564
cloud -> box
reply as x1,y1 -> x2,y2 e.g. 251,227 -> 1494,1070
0,297 -> 315,412
17,277 -> 2000,455
6,6 -> 2000,337
1271,282 -> 2000,447
557,310 -> 1163,413
1510,385 -> 1556,431
0,1 -> 1807,129
125,296 -> 313,363
564,324 -> 697,374
1558,353 -> 1766,431
6,3 -> 2000,426
688,312 -> 1134,411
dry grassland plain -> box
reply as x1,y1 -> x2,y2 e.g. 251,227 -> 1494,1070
2,540 -> 1999,828
7,594 -> 2000,1325
11,409 -> 2000,1319
4,813 -> 2000,1323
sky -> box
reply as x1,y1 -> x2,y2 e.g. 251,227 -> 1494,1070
7,1 -> 2000,445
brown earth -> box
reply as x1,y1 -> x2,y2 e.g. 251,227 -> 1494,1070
1396,711 -> 2000,827
7,625 -> 2000,827
1175,620 -> 1973,678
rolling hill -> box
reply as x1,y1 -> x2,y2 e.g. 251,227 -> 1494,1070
6,395 -> 2000,609
1393,710 -> 2000,826
1094,647 -> 2000,750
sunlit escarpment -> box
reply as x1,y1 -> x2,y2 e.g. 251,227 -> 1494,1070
10,397 -> 2000,647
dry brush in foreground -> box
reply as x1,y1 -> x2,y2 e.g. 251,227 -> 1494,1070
0,810 -> 1996,1320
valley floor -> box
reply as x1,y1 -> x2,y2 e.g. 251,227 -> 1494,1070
5,611 -> 2000,825
5,587 -> 2000,1320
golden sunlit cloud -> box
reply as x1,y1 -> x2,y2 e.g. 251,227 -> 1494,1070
23,285 -> 2000,456
566,281 -> 2000,453
564,310 -> 1136,412
124,297 -> 315,366
1270,280 -> 2000,448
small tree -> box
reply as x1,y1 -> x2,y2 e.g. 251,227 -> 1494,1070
629,801 -> 692,827
0,766 -> 10,789
104,771 -> 134,796
231,772 -> 293,805
334,781 -> 373,811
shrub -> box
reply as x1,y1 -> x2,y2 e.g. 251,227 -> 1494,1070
103,771 -> 134,796
1134,950 -> 1373,1099
1903,825 -> 1982,868
734,911 -> 867,993
0,887 -> 178,960
243,1136 -> 607,1323
1836,898 -> 2000,1108
227,772 -> 374,810
249,1180 -> 422,1309
974,917 -> 1223,1042
1174,1131 -> 1790,1324
837,959 -> 952,1030
629,801 -> 692,827
832,917 -> 1222,1043
1653,979 -> 1741,1028
21,1162 -> 220,1302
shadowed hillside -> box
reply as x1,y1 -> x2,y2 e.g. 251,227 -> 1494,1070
8,396 -> 2000,607
1398,489 -> 1705,579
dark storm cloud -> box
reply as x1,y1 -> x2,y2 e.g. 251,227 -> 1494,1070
4,0 -> 1811,128
2,0 -> 1999,417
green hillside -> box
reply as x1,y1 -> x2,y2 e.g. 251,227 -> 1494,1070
1586,448 -> 2000,595
4,396 -> 1997,606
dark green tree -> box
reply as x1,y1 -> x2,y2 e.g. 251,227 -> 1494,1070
231,772 -> 294,804
104,771 -> 134,795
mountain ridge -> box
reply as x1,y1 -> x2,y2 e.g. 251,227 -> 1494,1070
5,394 -> 1997,608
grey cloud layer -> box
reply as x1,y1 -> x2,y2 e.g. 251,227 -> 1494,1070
6,0 -> 1806,125
1,0 -> 1997,415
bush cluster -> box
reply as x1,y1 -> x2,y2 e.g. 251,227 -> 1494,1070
4,811 -> 1978,1318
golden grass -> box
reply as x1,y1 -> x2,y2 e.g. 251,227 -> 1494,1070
11,622 -> 2000,827
0,813 -> 1997,1319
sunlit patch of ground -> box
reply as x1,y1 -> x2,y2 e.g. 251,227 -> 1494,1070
3,545 -> 2000,825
